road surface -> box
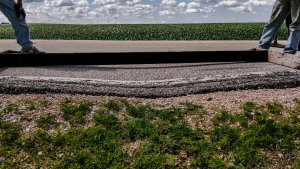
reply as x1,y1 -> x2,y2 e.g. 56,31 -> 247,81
0,40 -> 259,53
0,40 -> 299,98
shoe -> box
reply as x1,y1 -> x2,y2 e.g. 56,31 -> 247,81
271,43 -> 286,48
283,51 -> 297,55
250,48 -> 268,51
283,49 -> 297,55
21,46 -> 45,54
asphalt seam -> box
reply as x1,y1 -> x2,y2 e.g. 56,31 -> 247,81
0,71 -> 285,88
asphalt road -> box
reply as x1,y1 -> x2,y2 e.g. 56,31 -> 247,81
0,40 -> 299,98
0,40 -> 259,53
1,62 -> 299,97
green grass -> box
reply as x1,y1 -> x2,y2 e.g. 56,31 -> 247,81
0,23 -> 289,40
36,114 -> 58,130
60,100 -> 93,126
25,100 -> 36,111
103,99 -> 122,112
0,99 -> 299,168
1,104 -> 20,114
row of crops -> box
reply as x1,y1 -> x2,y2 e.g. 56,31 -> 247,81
0,23 -> 288,40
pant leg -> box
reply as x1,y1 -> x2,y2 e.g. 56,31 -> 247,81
284,0 -> 300,53
286,13 -> 292,36
287,10 -> 300,51
257,0 -> 290,49
0,0 -> 32,49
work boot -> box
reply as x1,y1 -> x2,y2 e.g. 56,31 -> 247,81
21,46 -> 44,54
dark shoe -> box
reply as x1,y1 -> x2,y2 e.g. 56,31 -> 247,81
250,48 -> 268,51
21,46 -> 45,54
280,52 -> 297,58
1,50 -> 21,54
284,51 -> 297,55
271,43 -> 286,48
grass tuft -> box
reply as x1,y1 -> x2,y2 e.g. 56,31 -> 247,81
93,109 -> 119,128
25,100 -> 36,111
60,100 -> 93,126
36,114 -> 58,130
185,102 -> 206,116
104,99 -> 122,112
266,101 -> 284,115
126,103 -> 153,119
1,104 -> 20,114
212,110 -> 232,126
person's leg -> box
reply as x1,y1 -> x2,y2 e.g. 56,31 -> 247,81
288,13 -> 300,51
0,0 -> 32,49
286,13 -> 292,36
284,0 -> 300,54
273,34 -> 279,45
257,0 -> 290,50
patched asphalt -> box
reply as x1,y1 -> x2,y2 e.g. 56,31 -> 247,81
0,40 -> 299,98
1,62 -> 299,98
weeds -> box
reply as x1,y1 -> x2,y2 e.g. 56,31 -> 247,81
212,110 -> 232,126
0,120 -> 22,168
104,99 -> 122,112
93,109 -> 120,129
131,143 -> 168,169
266,101 -> 284,115
127,118 -> 157,140
0,99 -> 299,168
36,114 -> 58,130
126,103 -> 153,119
211,125 -> 241,152
38,99 -> 51,108
60,100 -> 93,126
25,100 -> 36,111
1,104 -> 19,114
185,102 -> 206,116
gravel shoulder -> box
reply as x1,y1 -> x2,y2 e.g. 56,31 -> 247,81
1,87 -> 299,112
1,87 -> 299,145
2,87 -> 299,137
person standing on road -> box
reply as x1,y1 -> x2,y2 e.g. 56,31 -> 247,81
285,14 -> 300,50
257,0 -> 300,54
273,14 -> 300,50
0,0 -> 42,53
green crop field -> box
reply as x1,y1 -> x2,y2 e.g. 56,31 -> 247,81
0,23 -> 289,40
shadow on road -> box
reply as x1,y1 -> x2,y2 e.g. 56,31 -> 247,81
0,67 -> 8,73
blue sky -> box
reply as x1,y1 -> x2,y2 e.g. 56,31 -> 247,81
0,0 -> 275,24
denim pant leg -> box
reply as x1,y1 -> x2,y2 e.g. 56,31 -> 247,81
284,29 -> 300,53
0,0 -> 32,49
284,0 -> 300,53
257,0 -> 290,50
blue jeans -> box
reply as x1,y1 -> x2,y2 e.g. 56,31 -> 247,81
257,0 -> 300,54
0,0 -> 32,49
